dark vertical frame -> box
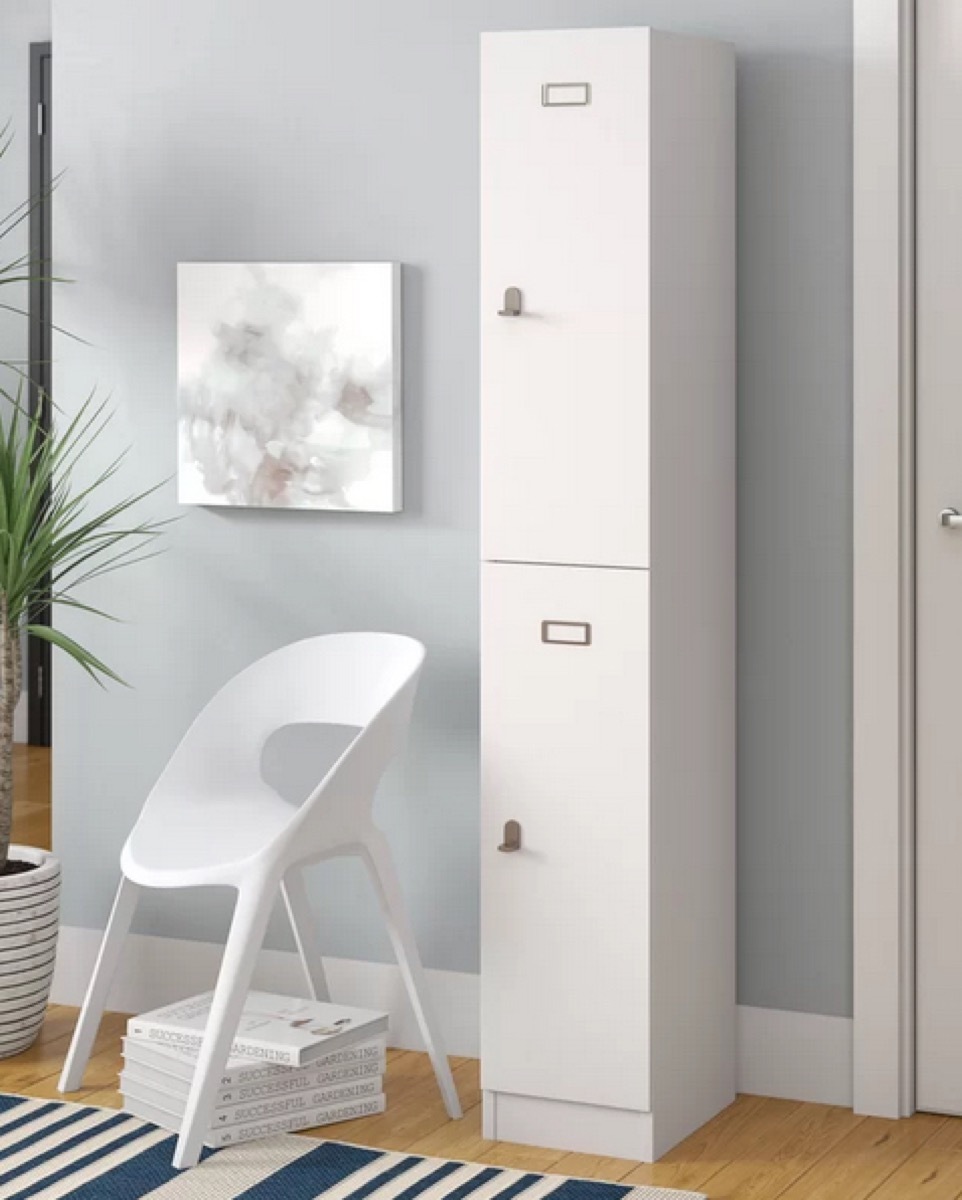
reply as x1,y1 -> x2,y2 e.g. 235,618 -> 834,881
27,43 -> 51,748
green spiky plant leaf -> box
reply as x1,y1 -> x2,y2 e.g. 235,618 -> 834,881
0,123 -> 166,871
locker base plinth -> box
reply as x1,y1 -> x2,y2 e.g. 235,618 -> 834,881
482,1089 -> 655,1162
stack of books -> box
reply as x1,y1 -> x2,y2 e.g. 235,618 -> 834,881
120,990 -> 389,1147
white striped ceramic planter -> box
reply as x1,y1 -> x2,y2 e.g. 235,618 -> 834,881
0,846 -> 60,1057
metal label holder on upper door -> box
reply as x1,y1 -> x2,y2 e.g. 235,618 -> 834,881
541,82 -> 591,107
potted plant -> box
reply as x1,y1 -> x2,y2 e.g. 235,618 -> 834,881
0,128 -> 164,1055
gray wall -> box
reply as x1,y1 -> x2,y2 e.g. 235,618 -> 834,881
50,0 -> 852,1017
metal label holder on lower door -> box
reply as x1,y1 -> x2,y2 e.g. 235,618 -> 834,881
541,620 -> 592,646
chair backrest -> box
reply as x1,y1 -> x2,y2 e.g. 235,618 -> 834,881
150,633 -> 425,863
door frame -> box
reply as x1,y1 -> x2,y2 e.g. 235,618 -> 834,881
27,41 -> 52,748
853,0 -> 915,1119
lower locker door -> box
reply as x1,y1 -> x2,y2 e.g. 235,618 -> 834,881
480,562 -> 650,1112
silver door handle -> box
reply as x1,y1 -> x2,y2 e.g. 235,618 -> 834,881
498,820 -> 521,852
498,287 -> 523,317
941,508 -> 962,529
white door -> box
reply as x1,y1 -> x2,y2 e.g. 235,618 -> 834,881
480,561 -> 650,1112
916,0 -> 962,1114
480,29 -> 651,570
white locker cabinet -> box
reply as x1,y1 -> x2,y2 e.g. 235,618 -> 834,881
480,28 -> 736,1162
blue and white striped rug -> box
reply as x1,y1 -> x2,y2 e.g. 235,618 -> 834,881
0,1094 -> 704,1200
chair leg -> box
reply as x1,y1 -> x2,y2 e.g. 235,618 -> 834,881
281,869 -> 330,1002
59,876 -> 141,1093
173,885 -> 273,1169
360,832 -> 462,1120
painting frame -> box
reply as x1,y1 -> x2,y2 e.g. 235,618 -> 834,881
177,261 -> 402,513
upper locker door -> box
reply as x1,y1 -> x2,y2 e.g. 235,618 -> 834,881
481,29 -> 651,570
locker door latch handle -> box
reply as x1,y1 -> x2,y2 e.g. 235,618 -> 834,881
498,820 -> 521,853
941,507 -> 962,529
498,287 -> 523,317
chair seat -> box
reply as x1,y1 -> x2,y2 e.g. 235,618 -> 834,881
121,790 -> 296,888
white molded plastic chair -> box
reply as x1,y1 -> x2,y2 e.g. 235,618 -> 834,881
59,633 -> 462,1168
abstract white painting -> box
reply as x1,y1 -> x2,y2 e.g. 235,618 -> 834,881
177,262 -> 401,511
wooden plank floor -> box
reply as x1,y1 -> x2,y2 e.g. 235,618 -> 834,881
9,746 -> 961,1197
11,743 -> 51,851
2,1014 -> 957,1200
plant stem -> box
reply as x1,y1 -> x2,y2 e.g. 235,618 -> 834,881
0,598 -> 20,871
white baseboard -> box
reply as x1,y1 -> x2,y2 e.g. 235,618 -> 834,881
52,925 -> 480,1058
52,926 -> 852,1108
736,1004 -> 853,1107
